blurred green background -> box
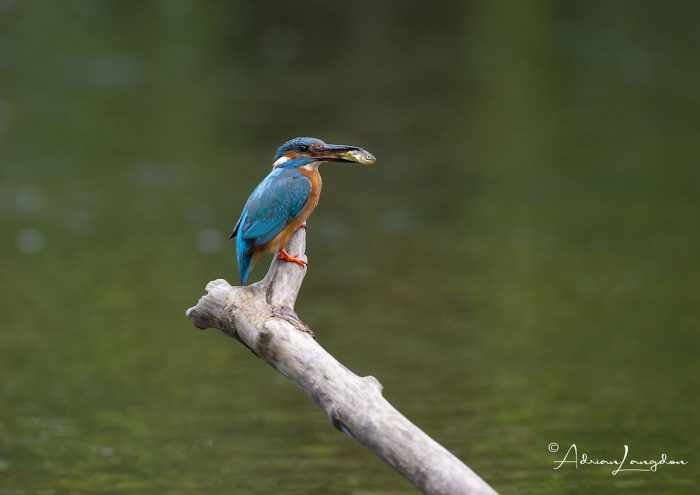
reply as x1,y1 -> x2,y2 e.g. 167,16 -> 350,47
1,1 -> 698,494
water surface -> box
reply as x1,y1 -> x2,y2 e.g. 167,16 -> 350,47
1,1 -> 698,493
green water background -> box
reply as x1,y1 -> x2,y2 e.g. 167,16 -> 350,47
1,1 -> 698,493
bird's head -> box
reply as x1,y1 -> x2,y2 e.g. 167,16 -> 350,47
272,137 -> 376,169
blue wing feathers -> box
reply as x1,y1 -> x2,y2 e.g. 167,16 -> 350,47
234,168 -> 312,283
228,215 -> 242,240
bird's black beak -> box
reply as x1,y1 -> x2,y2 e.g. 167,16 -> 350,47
319,144 -> 376,165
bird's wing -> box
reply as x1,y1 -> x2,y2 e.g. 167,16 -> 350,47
228,215 -> 242,240
238,169 -> 312,250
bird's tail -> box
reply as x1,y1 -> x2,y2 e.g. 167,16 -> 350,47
236,236 -> 255,285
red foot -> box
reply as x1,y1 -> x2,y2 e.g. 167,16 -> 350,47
278,248 -> 307,267
300,222 -> 307,230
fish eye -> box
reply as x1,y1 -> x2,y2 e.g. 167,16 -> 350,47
298,144 -> 309,152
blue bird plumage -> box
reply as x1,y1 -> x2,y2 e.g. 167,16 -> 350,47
272,136 -> 325,163
232,167 -> 311,283
230,137 -> 376,285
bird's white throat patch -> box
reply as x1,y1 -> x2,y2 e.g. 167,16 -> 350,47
301,163 -> 320,171
272,156 -> 290,168
272,156 -> 319,171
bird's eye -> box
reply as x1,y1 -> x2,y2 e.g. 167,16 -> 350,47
299,144 -> 309,152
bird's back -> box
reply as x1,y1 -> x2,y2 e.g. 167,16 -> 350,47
233,167 -> 313,283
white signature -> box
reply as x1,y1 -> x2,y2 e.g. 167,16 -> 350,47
548,443 -> 688,475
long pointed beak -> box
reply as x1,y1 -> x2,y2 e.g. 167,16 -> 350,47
320,144 -> 376,165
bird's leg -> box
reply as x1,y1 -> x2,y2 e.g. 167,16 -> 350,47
278,248 -> 307,267
300,222 -> 307,230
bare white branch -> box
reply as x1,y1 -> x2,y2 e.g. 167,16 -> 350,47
186,228 -> 498,495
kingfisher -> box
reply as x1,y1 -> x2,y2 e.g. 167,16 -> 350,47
230,137 -> 376,284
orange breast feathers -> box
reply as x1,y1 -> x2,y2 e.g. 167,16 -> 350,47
263,166 -> 322,254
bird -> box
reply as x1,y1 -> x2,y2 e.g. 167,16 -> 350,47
230,137 -> 376,285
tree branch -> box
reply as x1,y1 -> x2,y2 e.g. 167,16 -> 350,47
186,229 -> 498,495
